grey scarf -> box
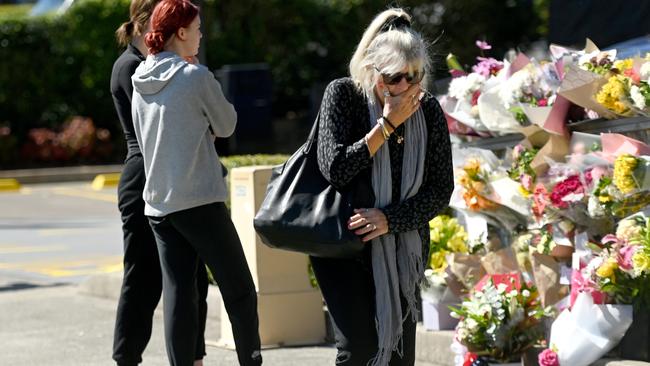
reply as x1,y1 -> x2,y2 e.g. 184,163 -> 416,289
367,92 -> 427,366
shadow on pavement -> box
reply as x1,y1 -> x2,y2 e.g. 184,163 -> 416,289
0,281 -> 67,293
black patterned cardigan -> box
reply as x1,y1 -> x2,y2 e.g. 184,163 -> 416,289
316,77 -> 455,265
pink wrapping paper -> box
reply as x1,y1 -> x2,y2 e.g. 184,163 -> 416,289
601,133 -> 650,159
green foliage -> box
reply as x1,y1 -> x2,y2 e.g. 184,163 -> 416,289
0,4 -> 32,20
221,154 -> 288,170
0,0 -> 130,160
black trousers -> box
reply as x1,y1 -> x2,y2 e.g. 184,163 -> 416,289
148,202 -> 262,366
310,252 -> 416,366
112,154 -> 209,366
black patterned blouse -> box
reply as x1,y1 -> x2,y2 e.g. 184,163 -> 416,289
316,77 -> 454,262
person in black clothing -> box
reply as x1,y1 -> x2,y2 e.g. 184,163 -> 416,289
310,8 -> 454,366
109,1 -> 209,365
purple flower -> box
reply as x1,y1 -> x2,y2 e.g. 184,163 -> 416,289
476,40 -> 492,50
538,348 -> 559,366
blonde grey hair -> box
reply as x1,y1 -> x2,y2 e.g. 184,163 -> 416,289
349,8 -> 430,95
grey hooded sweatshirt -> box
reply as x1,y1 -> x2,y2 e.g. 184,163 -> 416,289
131,51 -> 236,217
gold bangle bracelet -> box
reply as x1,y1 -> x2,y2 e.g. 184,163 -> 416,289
377,119 -> 390,140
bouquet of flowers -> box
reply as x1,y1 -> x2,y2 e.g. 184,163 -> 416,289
508,144 -> 539,196
579,50 -> 617,75
604,154 -> 650,217
594,57 -> 650,117
584,216 -> 650,306
457,157 -> 499,212
450,273 -> 552,363
443,40 -> 505,133
498,62 -> 561,126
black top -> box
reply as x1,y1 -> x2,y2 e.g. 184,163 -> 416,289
110,43 -> 145,157
316,77 -> 454,262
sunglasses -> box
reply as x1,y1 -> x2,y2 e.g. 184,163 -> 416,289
375,66 -> 424,85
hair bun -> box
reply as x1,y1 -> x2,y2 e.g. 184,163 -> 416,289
145,30 -> 166,54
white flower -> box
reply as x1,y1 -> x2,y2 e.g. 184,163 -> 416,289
588,195 -> 606,217
448,73 -> 486,101
522,289 -> 531,297
641,62 -> 650,81
456,326 -> 469,340
497,283 -> 508,293
616,218 -> 643,241
630,85 -> 646,110
498,67 -> 536,106
465,318 -> 479,331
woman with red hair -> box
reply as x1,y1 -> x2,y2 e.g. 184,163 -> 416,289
131,1 -> 262,365
110,1 -> 210,364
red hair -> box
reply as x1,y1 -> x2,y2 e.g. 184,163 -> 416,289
145,0 -> 199,54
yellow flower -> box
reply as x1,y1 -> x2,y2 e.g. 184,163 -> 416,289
614,59 -> 634,72
598,194 -> 612,203
464,158 -> 481,178
429,250 -> 449,273
614,154 -> 639,194
448,236 -> 469,253
596,76 -> 632,115
596,257 -> 618,279
633,251 -> 650,275
518,184 -> 531,197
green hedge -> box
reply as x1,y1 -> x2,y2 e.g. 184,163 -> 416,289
0,0 -> 546,168
0,0 -> 129,161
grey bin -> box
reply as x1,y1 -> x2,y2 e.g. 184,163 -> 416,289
214,64 -> 272,155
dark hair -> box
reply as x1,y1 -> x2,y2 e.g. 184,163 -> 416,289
115,0 -> 162,48
145,0 -> 199,54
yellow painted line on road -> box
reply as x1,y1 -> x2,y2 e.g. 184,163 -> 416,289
51,187 -> 118,203
0,255 -> 123,277
0,178 -> 20,192
91,173 -> 121,190
0,244 -> 67,254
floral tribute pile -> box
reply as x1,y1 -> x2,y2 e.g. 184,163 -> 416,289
422,129 -> 650,365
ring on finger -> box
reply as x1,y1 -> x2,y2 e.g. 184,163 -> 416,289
366,223 -> 376,231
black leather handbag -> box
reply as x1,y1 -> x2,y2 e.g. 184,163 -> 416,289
253,114 -> 372,258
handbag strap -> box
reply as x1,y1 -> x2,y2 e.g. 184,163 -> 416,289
303,112 -> 320,154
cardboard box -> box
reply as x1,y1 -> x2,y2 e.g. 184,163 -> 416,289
421,300 -> 458,331
229,166 -> 316,294
219,166 -> 326,347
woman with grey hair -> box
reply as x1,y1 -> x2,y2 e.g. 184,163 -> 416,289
310,8 -> 454,366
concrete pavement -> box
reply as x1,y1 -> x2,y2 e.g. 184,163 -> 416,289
0,168 -> 648,366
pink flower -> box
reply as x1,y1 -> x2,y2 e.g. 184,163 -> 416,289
472,57 -> 504,77
537,98 -> 548,107
624,68 -> 641,85
470,90 -> 481,106
476,40 -> 492,50
521,174 -> 533,191
449,69 -> 467,78
538,348 -> 559,366
618,245 -> 637,271
513,144 -> 524,160
550,175 -> 584,209
532,183 -> 549,219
